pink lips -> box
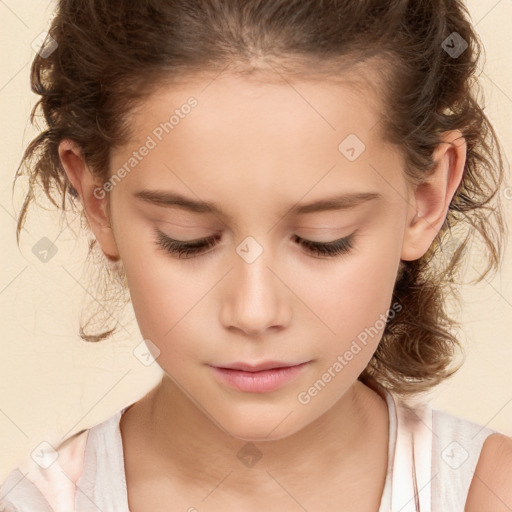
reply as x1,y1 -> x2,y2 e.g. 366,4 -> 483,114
209,361 -> 311,393
219,360 -> 303,372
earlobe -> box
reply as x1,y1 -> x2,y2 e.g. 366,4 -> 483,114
58,139 -> 120,262
401,130 -> 467,262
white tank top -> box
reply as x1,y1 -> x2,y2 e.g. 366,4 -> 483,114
0,385 -> 497,511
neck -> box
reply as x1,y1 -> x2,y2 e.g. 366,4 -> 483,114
135,375 -> 388,497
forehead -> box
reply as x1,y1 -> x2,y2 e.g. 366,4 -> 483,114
126,61 -> 387,137
110,70 -> 405,215
135,69 -> 385,142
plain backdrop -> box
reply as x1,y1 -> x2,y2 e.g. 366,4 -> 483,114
1,0 -> 511,480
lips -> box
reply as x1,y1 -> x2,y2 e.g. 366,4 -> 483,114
211,361 -> 306,372
209,361 -> 311,393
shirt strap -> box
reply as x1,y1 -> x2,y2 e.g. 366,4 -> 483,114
391,398 -> 433,512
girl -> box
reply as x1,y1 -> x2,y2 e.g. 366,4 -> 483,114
1,1 -> 511,510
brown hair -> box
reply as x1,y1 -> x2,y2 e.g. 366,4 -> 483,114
15,0 -> 507,398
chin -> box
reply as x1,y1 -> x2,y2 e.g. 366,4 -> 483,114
213,411 -> 306,442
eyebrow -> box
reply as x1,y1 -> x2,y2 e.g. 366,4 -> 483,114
133,189 -> 382,216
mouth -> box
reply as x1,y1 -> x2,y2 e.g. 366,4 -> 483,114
208,361 -> 311,393
211,360 -> 309,372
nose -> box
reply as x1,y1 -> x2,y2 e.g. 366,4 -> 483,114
219,244 -> 291,337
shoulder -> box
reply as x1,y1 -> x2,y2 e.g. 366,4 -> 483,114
465,433 -> 512,512
391,398 -> 505,511
0,429 -> 89,512
0,404 -> 132,511
428,406 -> 512,511
431,406 -> 498,461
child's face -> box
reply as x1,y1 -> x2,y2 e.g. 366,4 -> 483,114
106,73 -> 413,440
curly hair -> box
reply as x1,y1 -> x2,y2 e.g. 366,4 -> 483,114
14,0 -> 507,398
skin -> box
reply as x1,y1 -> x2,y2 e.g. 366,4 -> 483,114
465,433 -> 512,511
57,69 -> 511,510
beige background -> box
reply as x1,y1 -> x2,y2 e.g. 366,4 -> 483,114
1,0 -> 511,480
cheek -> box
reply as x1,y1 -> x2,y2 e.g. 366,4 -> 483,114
309,233 -> 401,356
123,259 -> 211,377
112,218 -> 202,342
126,260 -> 200,341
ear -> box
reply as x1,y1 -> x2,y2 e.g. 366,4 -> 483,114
58,139 -> 120,262
401,130 -> 467,262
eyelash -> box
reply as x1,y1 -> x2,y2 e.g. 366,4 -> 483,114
154,229 -> 356,260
